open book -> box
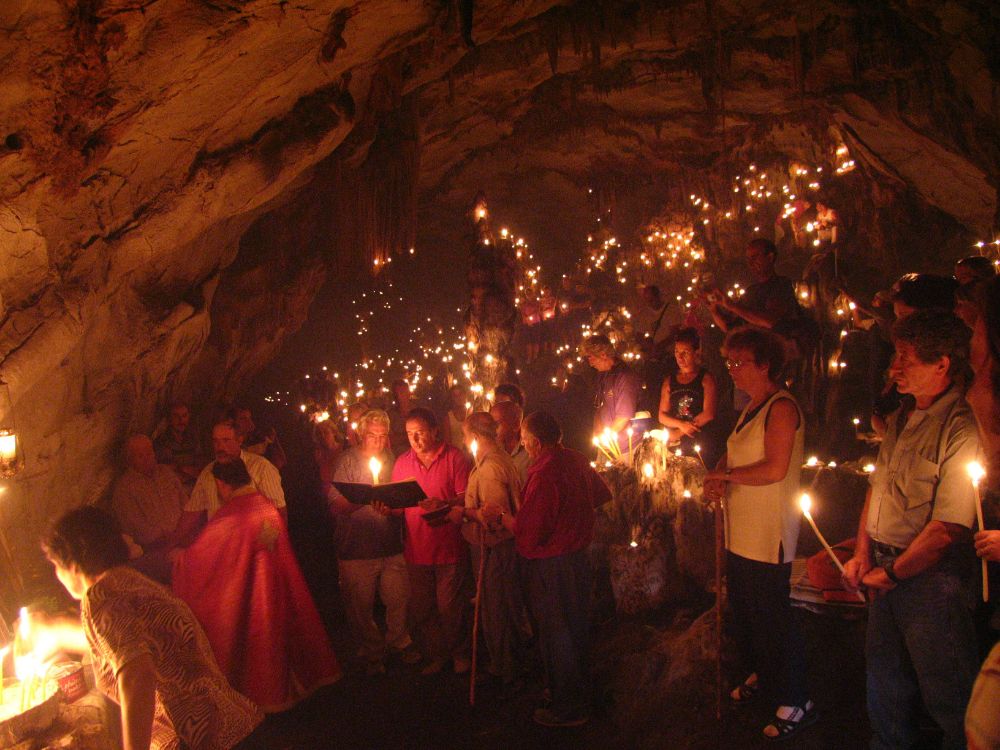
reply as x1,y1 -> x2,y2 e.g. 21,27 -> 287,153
330,479 -> 426,509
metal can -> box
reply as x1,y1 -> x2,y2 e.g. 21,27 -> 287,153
51,662 -> 86,703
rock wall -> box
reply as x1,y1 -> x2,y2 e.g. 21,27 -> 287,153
0,0 -> 997,596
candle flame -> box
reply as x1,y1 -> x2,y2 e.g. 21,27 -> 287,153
694,444 -> 702,453
799,493 -> 813,516
470,439 -> 478,459
967,461 -> 986,486
806,456 -> 819,467
18,607 -> 28,640
368,456 -> 382,484
642,463 -> 654,478
863,463 -> 876,474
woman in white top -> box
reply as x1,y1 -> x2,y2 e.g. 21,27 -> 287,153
704,326 -> 815,740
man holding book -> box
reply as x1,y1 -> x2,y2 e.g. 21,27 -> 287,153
328,408 -> 420,675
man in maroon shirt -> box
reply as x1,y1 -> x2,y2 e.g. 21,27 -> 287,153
483,411 -> 611,727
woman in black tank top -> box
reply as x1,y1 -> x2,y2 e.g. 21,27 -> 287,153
657,328 -> 719,464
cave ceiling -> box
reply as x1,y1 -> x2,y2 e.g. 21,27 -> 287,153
0,0 -> 997,563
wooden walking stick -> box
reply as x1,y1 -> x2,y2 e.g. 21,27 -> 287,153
470,530 -> 487,706
714,491 -> 725,721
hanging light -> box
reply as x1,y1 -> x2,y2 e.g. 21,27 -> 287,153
0,380 -> 23,479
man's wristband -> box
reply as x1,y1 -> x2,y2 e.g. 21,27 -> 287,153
883,559 -> 902,584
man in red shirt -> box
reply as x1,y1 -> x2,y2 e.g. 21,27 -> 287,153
483,411 -> 611,727
386,407 -> 472,675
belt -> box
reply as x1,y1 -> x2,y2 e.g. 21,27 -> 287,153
872,540 -> 906,557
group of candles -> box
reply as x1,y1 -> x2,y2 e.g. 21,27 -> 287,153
0,608 -> 53,716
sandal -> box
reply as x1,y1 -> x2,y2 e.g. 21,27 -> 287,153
763,701 -> 819,741
729,673 -> 760,704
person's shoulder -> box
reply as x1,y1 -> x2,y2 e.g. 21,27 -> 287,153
243,450 -> 278,473
444,443 -> 472,467
946,396 -> 980,439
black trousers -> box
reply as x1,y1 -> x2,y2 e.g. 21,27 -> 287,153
726,551 -> 808,707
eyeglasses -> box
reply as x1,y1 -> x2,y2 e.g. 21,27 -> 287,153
725,358 -> 754,370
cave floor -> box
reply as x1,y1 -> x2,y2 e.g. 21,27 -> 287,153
253,603 -> 890,750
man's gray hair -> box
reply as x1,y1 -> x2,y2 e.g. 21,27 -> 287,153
892,310 -> 970,378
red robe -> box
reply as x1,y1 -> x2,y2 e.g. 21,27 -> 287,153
173,491 -> 340,712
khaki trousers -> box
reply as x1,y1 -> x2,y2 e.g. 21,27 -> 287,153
338,553 -> 412,663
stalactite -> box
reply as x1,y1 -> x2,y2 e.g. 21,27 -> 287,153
542,15 -> 560,74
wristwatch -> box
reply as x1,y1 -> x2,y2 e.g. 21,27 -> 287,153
883,559 -> 902,584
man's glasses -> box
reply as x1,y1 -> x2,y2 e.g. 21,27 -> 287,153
725,358 -> 754,370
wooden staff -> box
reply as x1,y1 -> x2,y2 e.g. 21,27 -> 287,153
469,530 -> 487,706
714,490 -> 725,721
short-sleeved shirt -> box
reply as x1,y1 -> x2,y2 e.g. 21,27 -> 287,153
391,443 -> 471,566
740,274 -> 798,321
186,451 -> 285,519
111,465 -> 187,547
516,446 -> 612,560
866,387 -> 980,548
462,449 -> 521,547
83,567 -> 262,750
509,444 -> 530,487
329,448 -> 403,560
595,362 -> 641,433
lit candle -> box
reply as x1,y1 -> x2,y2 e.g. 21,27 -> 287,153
0,431 -> 15,465
470,439 -> 479,467
799,494 -> 865,602
968,462 -> 989,602
368,456 -> 382,486
626,427 -> 634,457
693,444 -> 707,470
592,436 -> 613,463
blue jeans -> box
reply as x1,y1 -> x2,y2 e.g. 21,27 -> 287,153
866,551 -> 978,750
523,549 -> 591,719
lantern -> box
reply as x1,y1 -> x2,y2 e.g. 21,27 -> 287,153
0,381 -> 22,479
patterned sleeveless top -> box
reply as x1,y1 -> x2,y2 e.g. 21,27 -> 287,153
668,368 -> 706,422
83,567 -> 262,750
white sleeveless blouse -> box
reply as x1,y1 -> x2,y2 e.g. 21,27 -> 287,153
725,389 -> 804,564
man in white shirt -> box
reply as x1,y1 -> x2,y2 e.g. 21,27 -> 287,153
175,421 -> 286,542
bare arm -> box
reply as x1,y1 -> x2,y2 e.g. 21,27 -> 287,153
117,653 -> 158,750
892,520 -> 968,580
707,301 -> 730,332
32,614 -> 89,658
171,511 -> 205,548
842,489 -> 873,589
692,373 -> 717,427
705,399 -> 798,486
327,490 -> 362,516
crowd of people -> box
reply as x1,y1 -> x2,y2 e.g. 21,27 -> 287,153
19,235 -> 1000,750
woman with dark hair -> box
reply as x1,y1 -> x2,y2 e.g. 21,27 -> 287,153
703,326 -> 815,740
173,459 -> 340,712
40,506 -> 264,750
657,327 -> 719,465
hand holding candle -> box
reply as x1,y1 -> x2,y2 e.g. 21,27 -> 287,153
967,461 -> 989,602
799,493 -> 865,602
